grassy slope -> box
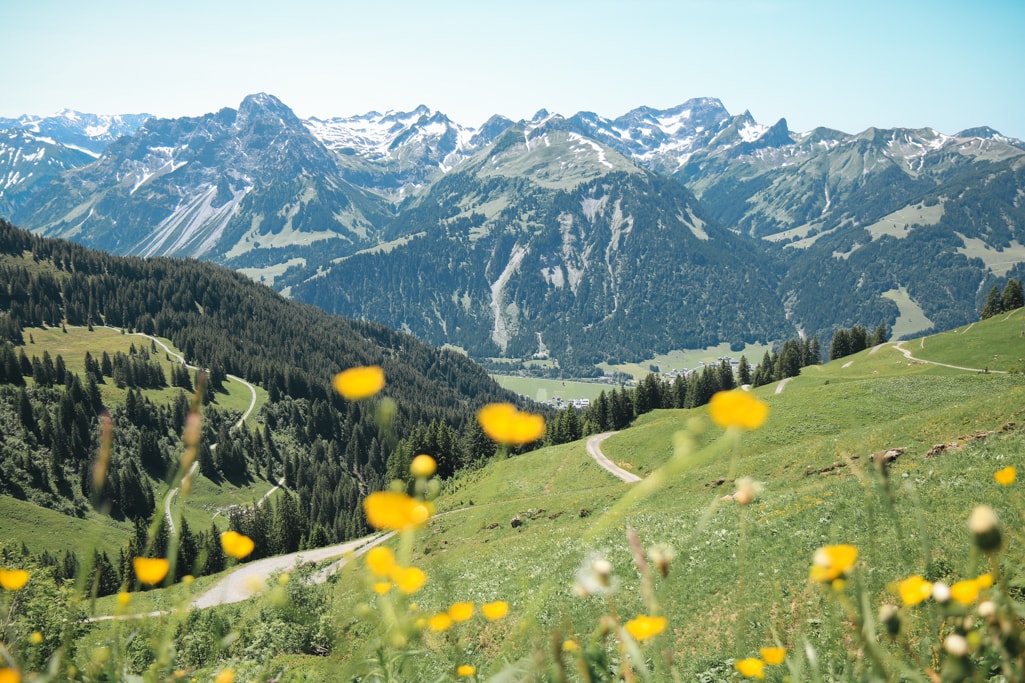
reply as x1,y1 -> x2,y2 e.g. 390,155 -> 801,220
1,326 -> 277,555
304,313 -> 1025,678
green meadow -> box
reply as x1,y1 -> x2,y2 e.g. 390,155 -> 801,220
284,312 -> 1025,679
7,312 -> 1025,680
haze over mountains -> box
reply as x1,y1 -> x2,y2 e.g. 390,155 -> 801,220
2,94 -> 1023,371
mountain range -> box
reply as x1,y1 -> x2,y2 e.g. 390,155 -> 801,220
2,94 -> 1024,371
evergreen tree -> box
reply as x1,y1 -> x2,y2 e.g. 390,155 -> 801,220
1001,278 -> 1024,312
870,323 -> 890,346
736,356 -> 752,386
829,329 -> 852,360
981,285 -> 1002,319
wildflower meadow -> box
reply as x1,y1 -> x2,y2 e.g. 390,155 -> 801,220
3,342 -> 1025,682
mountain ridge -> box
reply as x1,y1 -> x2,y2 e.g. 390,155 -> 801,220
2,94 -> 1024,370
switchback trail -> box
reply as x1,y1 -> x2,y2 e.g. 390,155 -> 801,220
101,327 -> 263,534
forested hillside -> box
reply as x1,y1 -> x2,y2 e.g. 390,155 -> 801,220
0,218 -> 521,555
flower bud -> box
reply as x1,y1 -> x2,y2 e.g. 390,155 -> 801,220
878,604 -> 901,636
647,544 -> 675,578
943,634 -> 968,657
969,505 -> 1001,552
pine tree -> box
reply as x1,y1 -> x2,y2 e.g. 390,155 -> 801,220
1001,279 -> 1024,312
737,356 -> 752,386
981,285 -> 1002,319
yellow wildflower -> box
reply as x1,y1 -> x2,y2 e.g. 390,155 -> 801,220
428,612 -> 453,632
623,614 -> 667,641
373,582 -> 392,595
366,546 -> 396,577
364,491 -> 434,531
220,530 -> 255,559
333,366 -> 385,400
976,573 -> 993,589
477,403 -> 546,445
897,575 -> 933,606
759,647 -> 786,665
562,639 -> 580,653
392,566 -> 427,594
735,657 -> 766,679
0,669 -> 21,683
457,665 -> 476,677
411,454 -> 437,478
29,632 -> 43,645
951,579 -> 981,606
448,601 -> 475,622
481,600 -> 509,620
708,390 -> 768,430
994,466 -> 1016,485
214,669 -> 235,683
0,568 -> 29,591
132,557 -> 169,586
809,544 -> 858,583
117,591 -> 132,606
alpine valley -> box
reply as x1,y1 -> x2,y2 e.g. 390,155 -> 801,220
3,93 -> 1024,372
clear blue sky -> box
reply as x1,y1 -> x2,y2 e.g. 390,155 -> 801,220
3,0 -> 1023,138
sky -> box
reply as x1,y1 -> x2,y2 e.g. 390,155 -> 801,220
2,0 -> 1023,139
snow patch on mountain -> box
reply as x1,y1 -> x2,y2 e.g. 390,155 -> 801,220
568,134 -> 614,168
739,121 -> 770,142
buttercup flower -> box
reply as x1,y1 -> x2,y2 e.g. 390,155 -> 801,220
333,365 -> 385,400
950,579 -> 982,606
29,631 -> 43,645
477,403 -> 545,445
366,546 -> 396,577
373,582 -> 392,595
457,665 -> 476,677
364,491 -> 434,531
735,657 -> 766,679
624,614 -> 667,641
897,575 -> 933,606
759,647 -> 786,665
0,568 -> 29,591
994,466 -> 1016,485
481,601 -> 509,620
392,566 -> 427,594
708,390 -> 768,430
809,544 -> 858,583
220,530 -> 255,559
132,557 -> 169,585
428,613 -> 453,632
411,454 -> 437,478
448,601 -> 475,622
0,669 -> 21,683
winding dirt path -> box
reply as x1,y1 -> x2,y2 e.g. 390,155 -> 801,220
104,327 -> 263,534
191,534 -> 387,608
774,377 -> 794,394
893,341 -> 1007,374
585,432 -> 641,483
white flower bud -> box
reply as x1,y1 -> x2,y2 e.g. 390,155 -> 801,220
944,634 -> 968,657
